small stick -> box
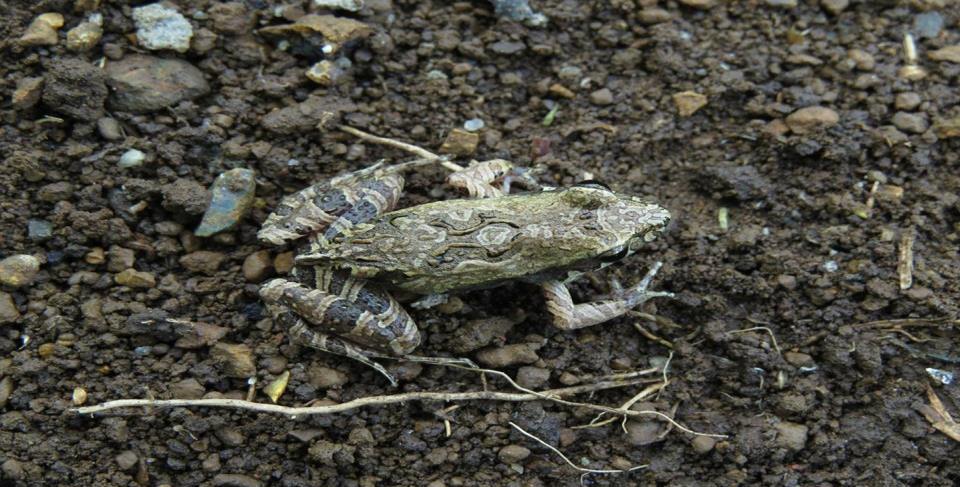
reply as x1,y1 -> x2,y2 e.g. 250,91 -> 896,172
508,421 -> 647,476
850,317 -> 959,329
339,125 -> 465,172
898,229 -> 915,290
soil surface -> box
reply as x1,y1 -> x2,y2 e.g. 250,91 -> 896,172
2,0 -> 960,485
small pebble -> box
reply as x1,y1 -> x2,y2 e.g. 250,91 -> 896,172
133,3 -> 193,53
913,11 -> 943,39
170,378 -> 206,399
118,149 -> 146,168
85,247 -> 105,265
27,219 -> 53,241
589,88 -> 614,106
785,106 -> 839,134
463,118 -> 485,132
440,129 -> 480,156
0,255 -> 40,288
498,445 -> 531,464
66,14 -> 103,51
308,365 -> 349,388
195,168 -> 256,237
673,91 -> 708,117
895,92 -> 922,111
820,0 -> 848,15
847,49 -> 875,71
19,13 -> 63,47
106,55 -> 210,113
210,342 -> 256,378
679,0 -> 715,8
928,46 -> 960,64
97,117 -> 124,140
548,83 -> 575,99
891,112 -> 928,134
12,77 -> 43,111
516,366 -> 550,389
212,473 -> 262,487
774,421 -> 808,451
475,343 -> 540,367
180,251 -> 226,275
273,251 -> 295,274
637,8 -> 673,24
114,269 -> 156,288
242,251 -> 273,282
765,0 -> 797,7
305,60 -> 344,86
107,246 -> 136,272
0,292 -> 20,324
691,436 -> 716,454
115,450 -> 139,471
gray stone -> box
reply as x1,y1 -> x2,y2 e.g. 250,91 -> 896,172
27,219 -> 53,241
195,169 -> 256,237
891,111 -> 928,134
0,293 -> 20,324
498,444 -> 531,464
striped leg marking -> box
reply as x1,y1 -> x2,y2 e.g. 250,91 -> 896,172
541,262 -> 673,330
260,278 -> 420,357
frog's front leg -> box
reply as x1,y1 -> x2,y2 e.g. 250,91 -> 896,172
447,159 -> 540,198
541,262 -> 673,330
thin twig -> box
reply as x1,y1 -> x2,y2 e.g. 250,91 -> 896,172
727,326 -> 782,356
851,317 -> 959,329
898,228 -> 915,290
339,125 -> 465,172
508,422 -> 647,475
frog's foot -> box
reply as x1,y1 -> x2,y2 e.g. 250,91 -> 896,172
447,159 -> 511,198
281,313 -> 399,386
258,170 -> 405,246
541,262 -> 673,330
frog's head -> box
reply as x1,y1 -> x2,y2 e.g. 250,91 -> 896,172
562,182 -> 671,266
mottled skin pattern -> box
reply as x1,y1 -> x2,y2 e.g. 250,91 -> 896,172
258,159 -> 672,385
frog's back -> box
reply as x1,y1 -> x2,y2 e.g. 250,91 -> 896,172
320,188 -> 657,295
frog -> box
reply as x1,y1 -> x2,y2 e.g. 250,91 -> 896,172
257,155 -> 672,385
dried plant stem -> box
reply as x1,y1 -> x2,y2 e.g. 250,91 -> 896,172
508,421 -> 647,476
728,326 -> 782,356
73,374 -> 649,416
339,125 -> 465,172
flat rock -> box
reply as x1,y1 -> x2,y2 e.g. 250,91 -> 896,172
928,45 -> 960,64
261,95 -> 356,134
242,250 -> 273,282
114,269 -> 156,288
105,55 -> 209,113
19,13 -> 63,47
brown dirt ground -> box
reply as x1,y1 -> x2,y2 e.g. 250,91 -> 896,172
2,0 -> 960,485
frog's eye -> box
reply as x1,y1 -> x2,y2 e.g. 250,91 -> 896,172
576,180 -> 612,191
600,245 -> 629,262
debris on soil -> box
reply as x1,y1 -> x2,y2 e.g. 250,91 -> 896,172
259,14 -> 372,55
65,14 -> 103,52
195,168 -> 256,237
784,106 -> 840,134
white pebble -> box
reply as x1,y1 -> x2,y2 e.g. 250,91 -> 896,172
118,149 -> 146,168
464,118 -> 485,132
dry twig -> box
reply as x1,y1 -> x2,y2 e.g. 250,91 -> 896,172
918,384 -> 960,442
339,125 -> 465,172
727,326 -> 782,356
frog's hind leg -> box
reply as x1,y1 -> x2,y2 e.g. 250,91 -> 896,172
258,170 -> 405,246
271,307 -> 400,386
541,262 -> 674,330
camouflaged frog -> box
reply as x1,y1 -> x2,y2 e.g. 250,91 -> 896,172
258,157 -> 671,385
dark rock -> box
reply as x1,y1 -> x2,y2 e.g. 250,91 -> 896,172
105,55 -> 209,112
42,57 -> 107,121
